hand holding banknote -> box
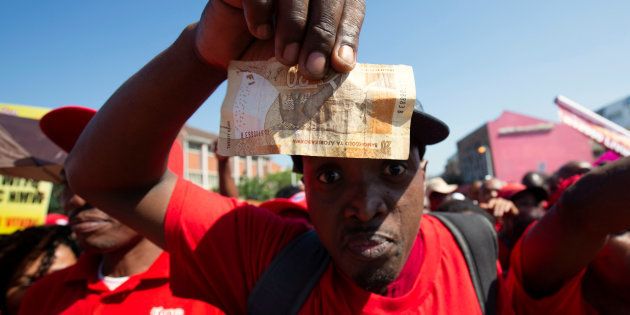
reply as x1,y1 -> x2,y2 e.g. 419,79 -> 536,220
217,59 -> 416,160
194,0 -> 365,79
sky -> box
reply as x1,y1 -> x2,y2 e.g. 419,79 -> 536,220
1,1 -> 629,176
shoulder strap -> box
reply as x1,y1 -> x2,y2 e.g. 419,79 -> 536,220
247,229 -> 330,315
430,212 -> 498,315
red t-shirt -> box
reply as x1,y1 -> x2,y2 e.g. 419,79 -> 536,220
165,178 -> 487,314
504,235 -> 597,315
19,252 -> 222,315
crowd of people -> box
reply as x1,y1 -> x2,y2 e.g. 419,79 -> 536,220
1,1 -> 629,314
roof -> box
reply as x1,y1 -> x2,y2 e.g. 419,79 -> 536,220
181,125 -> 218,142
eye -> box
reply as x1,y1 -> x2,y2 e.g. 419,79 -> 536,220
317,170 -> 341,184
384,163 -> 407,176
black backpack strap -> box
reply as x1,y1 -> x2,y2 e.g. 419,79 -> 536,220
430,212 -> 498,315
248,229 -> 330,315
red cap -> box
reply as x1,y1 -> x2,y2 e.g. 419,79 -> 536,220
45,213 -> 69,226
39,106 -> 183,176
259,191 -> 308,216
499,183 -> 527,200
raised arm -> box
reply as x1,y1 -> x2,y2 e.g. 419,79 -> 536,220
520,156 -> 630,297
214,140 -> 239,199
65,0 -> 365,247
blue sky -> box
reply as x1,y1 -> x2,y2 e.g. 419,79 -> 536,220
1,1 -> 629,176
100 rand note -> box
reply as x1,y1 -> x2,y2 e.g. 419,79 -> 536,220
217,59 -> 416,160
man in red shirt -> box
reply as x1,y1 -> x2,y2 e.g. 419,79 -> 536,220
62,2 -> 495,314
19,107 -> 221,315
505,169 -> 630,314
61,1 -> 630,314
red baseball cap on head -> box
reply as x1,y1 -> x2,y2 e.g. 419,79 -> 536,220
39,106 -> 183,176
499,183 -> 527,200
259,191 -> 308,216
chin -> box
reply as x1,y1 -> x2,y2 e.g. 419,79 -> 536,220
78,238 -> 118,254
352,263 -> 400,294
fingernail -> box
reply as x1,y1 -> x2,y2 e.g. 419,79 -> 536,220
338,45 -> 355,66
256,24 -> 272,39
306,52 -> 326,76
282,43 -> 300,64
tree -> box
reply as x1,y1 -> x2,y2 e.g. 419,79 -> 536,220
238,170 -> 294,201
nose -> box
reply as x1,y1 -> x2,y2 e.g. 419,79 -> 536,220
343,181 -> 389,222
61,188 -> 87,214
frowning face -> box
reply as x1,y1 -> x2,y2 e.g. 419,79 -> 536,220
302,145 -> 425,294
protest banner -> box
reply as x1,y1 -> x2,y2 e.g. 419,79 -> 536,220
555,95 -> 630,156
0,103 -> 56,233
0,176 -> 53,234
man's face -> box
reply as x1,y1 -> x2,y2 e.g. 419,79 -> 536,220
302,146 -> 425,294
61,183 -> 142,253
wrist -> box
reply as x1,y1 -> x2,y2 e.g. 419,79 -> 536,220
179,23 -> 228,83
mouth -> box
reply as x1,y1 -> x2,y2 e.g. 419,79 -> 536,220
344,232 -> 396,261
69,209 -> 111,234
71,220 -> 110,234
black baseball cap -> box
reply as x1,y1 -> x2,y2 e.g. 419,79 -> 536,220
291,101 -> 449,173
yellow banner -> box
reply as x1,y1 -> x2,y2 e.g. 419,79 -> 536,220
0,103 -> 50,119
0,175 -> 53,234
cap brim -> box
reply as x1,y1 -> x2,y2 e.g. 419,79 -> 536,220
431,184 -> 458,195
40,106 -> 96,152
39,105 -> 184,177
411,110 -> 450,145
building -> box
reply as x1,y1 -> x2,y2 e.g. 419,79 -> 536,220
179,125 -> 285,191
456,111 -> 594,183
441,154 -> 462,184
596,96 -> 630,129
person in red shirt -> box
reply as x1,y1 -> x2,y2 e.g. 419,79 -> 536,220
61,2 -> 504,313
60,1 -> 630,314
505,167 -> 630,314
19,106 -> 222,315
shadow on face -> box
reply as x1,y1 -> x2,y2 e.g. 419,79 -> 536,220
61,183 -> 142,254
301,145 -> 426,294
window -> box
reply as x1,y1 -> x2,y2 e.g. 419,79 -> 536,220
188,141 -> 202,152
188,172 -> 203,187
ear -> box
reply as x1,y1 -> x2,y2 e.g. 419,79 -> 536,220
420,160 -> 428,172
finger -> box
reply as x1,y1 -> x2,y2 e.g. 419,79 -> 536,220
487,199 -> 496,210
196,1 -> 253,68
330,0 -> 365,72
275,0 -> 310,65
298,0 -> 345,79
243,0 -> 276,40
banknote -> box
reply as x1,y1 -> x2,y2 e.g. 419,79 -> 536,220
217,59 -> 416,160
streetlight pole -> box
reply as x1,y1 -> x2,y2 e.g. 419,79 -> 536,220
477,145 -> 494,178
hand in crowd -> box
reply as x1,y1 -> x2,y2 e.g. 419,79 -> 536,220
195,0 -> 365,79
480,197 -> 519,219
559,156 -> 630,235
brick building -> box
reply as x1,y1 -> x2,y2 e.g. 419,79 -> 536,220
456,111 -> 594,183
179,125 -> 285,190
